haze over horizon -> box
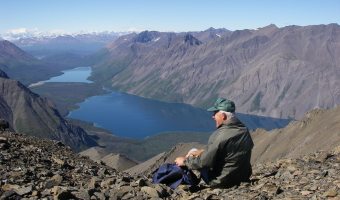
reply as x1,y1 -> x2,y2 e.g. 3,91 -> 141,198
1,0 -> 340,35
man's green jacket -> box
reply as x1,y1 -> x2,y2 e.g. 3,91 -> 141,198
184,117 -> 254,188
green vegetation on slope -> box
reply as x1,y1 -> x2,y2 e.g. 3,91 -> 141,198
30,82 -> 110,117
250,91 -> 263,112
275,83 -> 292,108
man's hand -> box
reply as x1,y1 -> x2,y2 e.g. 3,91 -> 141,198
185,149 -> 204,158
174,157 -> 185,166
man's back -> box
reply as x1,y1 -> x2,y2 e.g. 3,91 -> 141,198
184,117 -> 254,188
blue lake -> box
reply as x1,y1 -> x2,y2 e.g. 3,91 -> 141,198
68,89 -> 216,139
44,67 -> 93,83
48,67 -> 292,139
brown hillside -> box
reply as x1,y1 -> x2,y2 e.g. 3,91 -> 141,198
251,105 -> 340,164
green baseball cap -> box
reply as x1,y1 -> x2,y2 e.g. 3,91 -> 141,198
207,97 -> 235,112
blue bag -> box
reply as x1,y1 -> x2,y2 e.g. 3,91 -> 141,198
152,163 -> 199,189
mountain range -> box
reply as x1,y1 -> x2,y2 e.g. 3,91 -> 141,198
0,37 -> 291,162
0,29 -> 135,56
1,24 -> 340,163
88,24 -> 340,120
0,28 -> 133,41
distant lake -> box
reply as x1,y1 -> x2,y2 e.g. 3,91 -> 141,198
44,67 -> 93,83
49,67 -> 292,139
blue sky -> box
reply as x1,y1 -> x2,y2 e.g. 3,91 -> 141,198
1,0 -> 339,34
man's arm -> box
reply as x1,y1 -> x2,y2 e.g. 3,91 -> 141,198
185,149 -> 204,158
174,157 -> 185,166
175,149 -> 205,166
184,141 -> 220,170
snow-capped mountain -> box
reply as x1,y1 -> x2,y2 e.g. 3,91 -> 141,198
0,28 -> 134,41
0,28 -> 137,56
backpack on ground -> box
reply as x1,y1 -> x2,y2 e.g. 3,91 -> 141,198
152,163 -> 199,189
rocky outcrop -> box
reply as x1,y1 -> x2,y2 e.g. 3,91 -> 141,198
79,146 -> 111,162
101,153 -> 139,171
187,27 -> 232,43
80,147 -> 139,171
2,130 -> 340,199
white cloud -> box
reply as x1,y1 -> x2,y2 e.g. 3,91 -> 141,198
127,27 -> 143,32
6,28 -> 36,34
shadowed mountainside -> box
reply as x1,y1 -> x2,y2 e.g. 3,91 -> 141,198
0,69 -> 97,152
0,40 -> 73,85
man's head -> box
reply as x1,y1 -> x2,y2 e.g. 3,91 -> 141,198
207,97 -> 235,112
207,98 -> 235,127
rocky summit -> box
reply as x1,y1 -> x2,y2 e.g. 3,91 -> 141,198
2,129 -> 340,199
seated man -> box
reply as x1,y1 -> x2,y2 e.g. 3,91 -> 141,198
175,97 -> 254,189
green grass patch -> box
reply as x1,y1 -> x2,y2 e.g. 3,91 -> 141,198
229,74 -> 241,85
250,91 -> 263,112
294,81 -> 305,99
275,83 -> 292,108
280,53 -> 297,60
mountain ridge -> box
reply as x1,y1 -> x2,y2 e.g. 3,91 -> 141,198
92,23 -> 340,119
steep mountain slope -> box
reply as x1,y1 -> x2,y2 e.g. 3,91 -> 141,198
251,105 -> 340,164
107,33 -> 204,102
0,40 -> 72,85
99,24 -> 340,119
0,69 -> 97,151
88,31 -> 177,84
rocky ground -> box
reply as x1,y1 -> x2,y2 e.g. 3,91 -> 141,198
1,130 -> 340,199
